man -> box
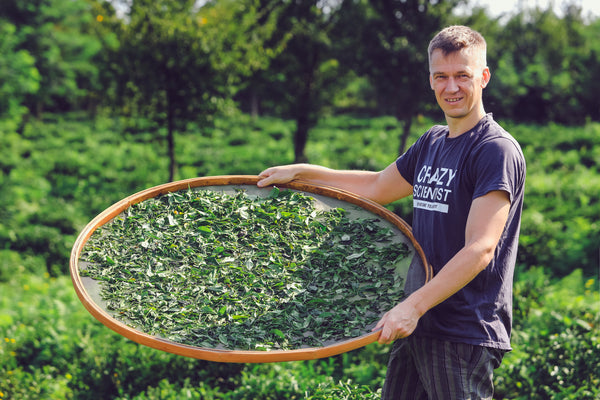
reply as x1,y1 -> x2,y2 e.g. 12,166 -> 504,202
257,25 -> 525,399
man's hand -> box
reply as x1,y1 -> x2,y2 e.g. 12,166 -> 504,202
373,301 -> 421,344
257,165 -> 302,187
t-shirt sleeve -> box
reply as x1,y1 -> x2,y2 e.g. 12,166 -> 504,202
395,132 -> 430,186
471,137 -> 526,203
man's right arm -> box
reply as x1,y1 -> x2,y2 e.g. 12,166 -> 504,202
256,162 -> 412,205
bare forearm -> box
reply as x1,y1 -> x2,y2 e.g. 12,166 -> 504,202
405,241 -> 493,316
257,163 -> 411,205
290,164 -> 379,193
408,192 -> 509,315
375,241 -> 493,343
374,191 -> 510,343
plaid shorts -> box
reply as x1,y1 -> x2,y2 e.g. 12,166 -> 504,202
382,335 -> 506,400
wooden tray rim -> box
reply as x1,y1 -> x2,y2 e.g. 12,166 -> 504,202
69,175 -> 432,363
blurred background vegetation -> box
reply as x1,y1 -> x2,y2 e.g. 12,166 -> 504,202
2,0 -> 599,167
0,0 -> 598,399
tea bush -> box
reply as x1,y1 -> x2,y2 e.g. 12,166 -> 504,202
2,113 -> 598,277
495,268 -> 600,399
1,265 -> 597,398
507,122 -> 600,277
1,113 -> 599,398
0,273 -> 244,399
0,265 -> 389,399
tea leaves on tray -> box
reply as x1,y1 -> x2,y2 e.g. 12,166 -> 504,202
81,187 -> 409,350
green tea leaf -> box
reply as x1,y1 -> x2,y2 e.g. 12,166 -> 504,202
271,328 -> 285,339
81,188 -> 409,350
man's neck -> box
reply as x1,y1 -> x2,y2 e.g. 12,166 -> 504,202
446,109 -> 487,138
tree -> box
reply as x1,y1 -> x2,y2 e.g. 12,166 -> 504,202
113,0 -> 281,181
0,0 -> 103,116
338,0 -> 463,154
483,5 -> 599,124
238,1 -> 348,163
0,22 -> 40,132
576,17 -> 600,122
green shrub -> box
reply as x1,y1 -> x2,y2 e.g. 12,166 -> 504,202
1,256 -> 598,399
305,380 -> 380,400
1,113 -> 599,399
495,268 -> 600,399
510,122 -> 600,277
0,273 -> 243,400
2,113 -> 598,278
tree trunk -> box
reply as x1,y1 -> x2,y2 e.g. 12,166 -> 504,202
398,116 -> 413,156
250,91 -> 260,118
293,65 -> 316,163
166,93 -> 176,182
294,113 -> 310,163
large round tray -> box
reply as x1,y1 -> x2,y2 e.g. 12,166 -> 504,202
70,175 -> 431,363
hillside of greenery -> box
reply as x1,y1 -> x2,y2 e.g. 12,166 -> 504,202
0,113 -> 598,399
1,1 -> 598,398
2,0 -> 599,175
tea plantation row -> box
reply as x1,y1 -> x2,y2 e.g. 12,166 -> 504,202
1,113 -> 598,279
0,112 -> 598,399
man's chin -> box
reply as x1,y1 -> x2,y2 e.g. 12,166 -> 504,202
444,110 -> 467,120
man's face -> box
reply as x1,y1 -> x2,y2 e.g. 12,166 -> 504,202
429,48 -> 490,122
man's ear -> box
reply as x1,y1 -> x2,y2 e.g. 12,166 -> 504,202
481,67 -> 491,88
429,74 -> 434,90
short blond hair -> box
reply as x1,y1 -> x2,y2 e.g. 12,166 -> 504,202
428,25 -> 487,68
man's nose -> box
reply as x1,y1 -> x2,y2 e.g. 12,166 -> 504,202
447,77 -> 459,92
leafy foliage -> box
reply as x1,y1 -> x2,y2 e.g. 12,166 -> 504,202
0,0 -> 598,396
0,113 -> 598,398
1,0 -> 600,137
238,0 -> 350,162
338,0 -> 462,153
81,188 -> 409,350
110,0 -> 282,180
0,22 -> 40,131
0,0 -> 103,115
474,7 -> 600,124
508,122 -> 600,276
1,261 -> 596,398
495,268 -> 600,399
1,113 -> 597,280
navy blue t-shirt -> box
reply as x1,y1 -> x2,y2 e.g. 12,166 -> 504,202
396,114 -> 526,350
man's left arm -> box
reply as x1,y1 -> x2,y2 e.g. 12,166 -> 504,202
374,190 -> 511,344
